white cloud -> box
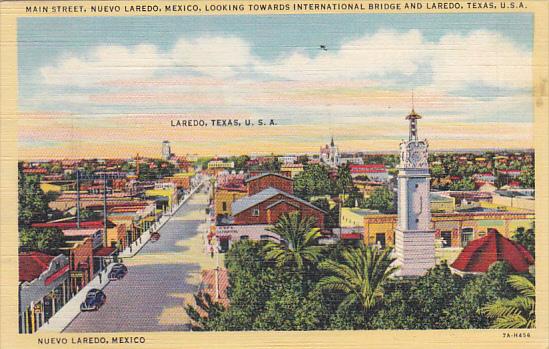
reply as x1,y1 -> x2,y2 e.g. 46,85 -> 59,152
40,44 -> 168,87
39,29 -> 531,93
431,30 -> 531,91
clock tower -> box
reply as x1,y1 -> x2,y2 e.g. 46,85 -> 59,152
394,109 -> 435,277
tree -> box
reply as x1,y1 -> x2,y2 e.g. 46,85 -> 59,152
293,164 -> 333,200
482,275 -> 535,329
517,167 -> 534,188
264,212 -> 323,271
185,292 -> 226,331
512,226 -> 535,257
371,262 -> 464,329
317,243 -> 397,315
19,227 -> 65,254
311,198 -> 339,228
79,208 -> 100,221
449,177 -> 476,191
18,165 -> 50,227
362,187 -> 395,213
444,262 -> 515,328
335,164 -> 354,195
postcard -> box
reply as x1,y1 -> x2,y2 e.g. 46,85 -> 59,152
0,1 -> 548,348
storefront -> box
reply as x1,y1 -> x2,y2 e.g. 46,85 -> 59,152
19,253 -> 71,334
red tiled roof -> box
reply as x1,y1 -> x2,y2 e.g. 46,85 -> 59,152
19,252 -> 55,282
341,233 -> 363,240
44,265 -> 69,286
94,247 -> 116,257
349,164 -> 387,174
451,228 -> 534,273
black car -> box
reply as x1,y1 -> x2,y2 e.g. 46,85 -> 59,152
80,289 -> 106,311
108,263 -> 128,281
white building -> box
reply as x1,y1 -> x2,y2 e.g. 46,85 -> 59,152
394,109 -> 435,277
320,137 -> 340,168
162,140 -> 172,160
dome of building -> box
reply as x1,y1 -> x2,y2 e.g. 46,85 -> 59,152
450,228 -> 534,273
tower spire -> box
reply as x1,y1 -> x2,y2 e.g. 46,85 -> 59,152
406,95 -> 422,141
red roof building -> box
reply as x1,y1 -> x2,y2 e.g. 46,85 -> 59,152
19,252 -> 55,282
450,228 -> 534,273
32,219 -> 116,229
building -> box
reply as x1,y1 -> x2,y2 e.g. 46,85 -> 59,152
430,193 -> 456,213
394,108 -> 435,277
280,163 -> 304,178
245,173 -> 293,195
162,140 -> 172,161
349,164 -> 389,182
231,187 -> 326,228
19,253 -> 71,333
339,157 -> 364,166
492,190 -> 535,211
364,210 -> 534,249
320,137 -> 340,168
450,228 -> 534,275
215,187 -> 248,217
277,156 -> 298,164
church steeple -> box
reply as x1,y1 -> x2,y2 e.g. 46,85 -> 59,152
330,136 -> 335,147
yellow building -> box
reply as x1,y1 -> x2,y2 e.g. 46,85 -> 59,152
340,208 -> 379,228
215,188 -> 247,216
40,182 -> 62,193
363,210 -> 534,249
430,193 -> 455,213
280,164 -> 304,178
492,192 -> 535,211
144,188 -> 177,209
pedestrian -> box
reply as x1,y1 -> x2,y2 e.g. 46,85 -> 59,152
98,272 -> 102,284
210,245 -> 214,259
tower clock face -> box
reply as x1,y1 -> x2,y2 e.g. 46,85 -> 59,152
407,142 -> 427,168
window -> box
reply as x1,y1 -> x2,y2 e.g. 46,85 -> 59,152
376,233 -> 386,248
461,228 -> 474,247
441,231 -> 452,247
240,235 -> 249,240
222,202 -> 227,211
252,208 -> 260,217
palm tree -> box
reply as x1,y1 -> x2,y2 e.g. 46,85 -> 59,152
317,243 -> 397,313
482,275 -> 535,329
263,212 -> 323,270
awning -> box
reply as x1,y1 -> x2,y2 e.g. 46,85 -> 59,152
341,233 -> 363,240
218,235 -> 232,241
44,265 -> 69,286
94,247 -> 117,257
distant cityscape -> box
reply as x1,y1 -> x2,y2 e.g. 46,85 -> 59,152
18,113 -> 535,333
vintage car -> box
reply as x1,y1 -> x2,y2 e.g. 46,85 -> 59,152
80,289 -> 106,311
108,263 -> 128,281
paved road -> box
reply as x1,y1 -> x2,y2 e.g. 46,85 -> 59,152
64,191 -> 214,332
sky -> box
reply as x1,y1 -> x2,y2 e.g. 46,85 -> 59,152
18,13 -> 534,159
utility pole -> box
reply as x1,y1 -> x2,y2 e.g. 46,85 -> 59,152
76,169 -> 80,229
215,238 -> 220,301
103,172 -> 108,247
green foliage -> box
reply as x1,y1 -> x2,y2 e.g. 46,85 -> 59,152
79,208 -> 101,221
294,164 -> 333,200
517,166 -> 534,188
18,166 -> 50,227
362,187 -> 395,213
185,292 -> 226,331
512,226 -> 535,257
311,198 -> 339,228
449,177 -> 476,191
444,262 -> 515,328
264,212 -> 323,271
19,227 -> 65,255
482,275 -> 535,329
335,165 -> 354,194
371,262 -> 463,329
317,244 -> 397,315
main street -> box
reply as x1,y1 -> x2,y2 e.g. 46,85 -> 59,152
64,191 -> 216,332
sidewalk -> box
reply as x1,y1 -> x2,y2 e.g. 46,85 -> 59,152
118,181 -> 204,258
38,181 -> 205,333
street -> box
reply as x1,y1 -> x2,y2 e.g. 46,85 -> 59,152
64,191 -> 216,332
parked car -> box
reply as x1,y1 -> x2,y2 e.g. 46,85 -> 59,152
80,289 -> 106,311
108,263 -> 128,281
150,232 -> 161,242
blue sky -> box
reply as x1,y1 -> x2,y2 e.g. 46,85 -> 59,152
16,13 -> 534,158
